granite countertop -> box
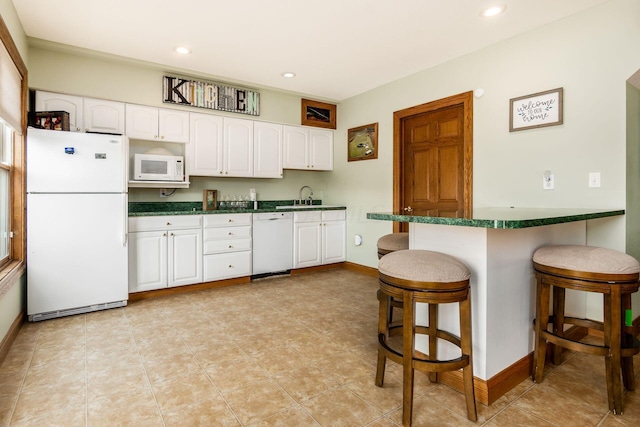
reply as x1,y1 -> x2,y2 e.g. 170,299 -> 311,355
129,201 -> 346,217
366,207 -> 625,229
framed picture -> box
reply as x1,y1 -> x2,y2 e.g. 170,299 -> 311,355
509,87 -> 563,132
301,99 -> 336,129
348,123 -> 378,161
203,189 -> 217,211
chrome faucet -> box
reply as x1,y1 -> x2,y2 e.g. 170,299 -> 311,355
298,185 -> 313,205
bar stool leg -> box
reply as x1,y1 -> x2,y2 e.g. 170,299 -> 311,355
621,293 -> 636,391
609,287 -> 623,414
533,274 -> 551,383
402,290 -> 415,427
459,296 -> 477,422
428,303 -> 439,383
376,291 -> 391,387
552,286 -> 565,365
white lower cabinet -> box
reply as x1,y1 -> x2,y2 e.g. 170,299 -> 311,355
128,215 -> 203,292
293,210 -> 346,268
203,213 -> 252,281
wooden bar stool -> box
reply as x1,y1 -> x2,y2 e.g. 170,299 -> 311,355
375,249 -> 477,426
377,232 -> 409,259
377,232 -> 409,322
532,245 -> 640,414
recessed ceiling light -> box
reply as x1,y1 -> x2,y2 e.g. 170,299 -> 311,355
281,72 -> 296,78
175,46 -> 191,55
480,4 -> 507,18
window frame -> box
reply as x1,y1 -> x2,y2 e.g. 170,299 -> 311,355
0,13 -> 27,291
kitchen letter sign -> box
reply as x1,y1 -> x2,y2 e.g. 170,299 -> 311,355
164,76 -> 260,116
509,87 -> 563,132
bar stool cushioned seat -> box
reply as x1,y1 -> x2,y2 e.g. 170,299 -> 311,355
377,232 -> 409,259
376,249 -> 476,426
532,245 -> 640,415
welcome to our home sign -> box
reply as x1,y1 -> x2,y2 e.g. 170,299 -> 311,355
163,76 -> 260,116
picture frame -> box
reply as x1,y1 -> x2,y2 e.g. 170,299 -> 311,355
509,87 -> 563,132
348,123 -> 378,162
203,189 -> 217,211
301,98 -> 336,129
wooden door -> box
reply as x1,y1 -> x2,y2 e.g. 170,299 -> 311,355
394,92 -> 473,231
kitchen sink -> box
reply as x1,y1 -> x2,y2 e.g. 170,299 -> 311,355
275,205 -> 340,210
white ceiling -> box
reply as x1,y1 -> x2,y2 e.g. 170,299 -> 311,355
12,0 -> 609,101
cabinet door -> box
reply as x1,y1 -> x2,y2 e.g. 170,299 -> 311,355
83,98 -> 125,134
310,129 -> 334,170
128,230 -> 167,292
283,125 -> 309,169
294,221 -> 322,268
224,117 -> 254,177
35,91 -> 83,132
189,113 -> 224,176
322,220 -> 346,264
126,104 -> 159,140
168,228 -> 203,287
159,108 -> 189,143
254,122 -> 283,178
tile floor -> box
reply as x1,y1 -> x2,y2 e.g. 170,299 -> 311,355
1,268 -> 640,426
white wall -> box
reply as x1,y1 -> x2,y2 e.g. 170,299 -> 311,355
333,0 -> 640,270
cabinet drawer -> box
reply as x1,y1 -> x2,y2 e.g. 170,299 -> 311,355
204,251 -> 252,281
294,211 -> 322,223
204,213 -> 252,227
322,210 -> 346,221
129,215 -> 202,232
204,225 -> 251,240
204,238 -> 252,254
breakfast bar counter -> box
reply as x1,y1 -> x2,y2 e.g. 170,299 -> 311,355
366,207 -> 625,403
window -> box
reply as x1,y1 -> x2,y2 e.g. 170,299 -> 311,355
0,14 -> 27,286
0,120 -> 14,268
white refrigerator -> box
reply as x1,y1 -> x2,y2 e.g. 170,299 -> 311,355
26,128 -> 129,321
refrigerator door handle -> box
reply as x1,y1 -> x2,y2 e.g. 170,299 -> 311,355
122,194 -> 128,246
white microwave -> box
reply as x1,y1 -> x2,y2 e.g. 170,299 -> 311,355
133,153 -> 184,182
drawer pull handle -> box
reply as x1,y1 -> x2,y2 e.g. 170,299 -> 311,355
228,232 -> 233,235
228,265 -> 233,268
228,219 -> 233,222
166,222 -> 171,226
228,245 -> 233,248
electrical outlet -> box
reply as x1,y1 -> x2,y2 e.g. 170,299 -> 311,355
543,172 -> 554,190
589,172 -> 601,188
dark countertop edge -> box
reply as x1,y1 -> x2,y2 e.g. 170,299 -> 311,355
129,206 -> 347,217
366,209 -> 625,229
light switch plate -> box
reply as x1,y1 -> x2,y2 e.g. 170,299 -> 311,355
589,172 -> 601,188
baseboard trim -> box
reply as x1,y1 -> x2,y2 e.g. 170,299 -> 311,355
290,263 -> 344,275
343,261 -> 378,277
128,276 -> 251,302
0,311 -> 23,366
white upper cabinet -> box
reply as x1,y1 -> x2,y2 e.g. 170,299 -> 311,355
282,126 -> 333,171
159,108 -> 190,143
189,112 -> 224,176
126,104 -> 189,143
223,117 -> 254,177
35,91 -> 83,132
282,125 -> 308,170
253,121 -> 283,178
309,129 -> 333,170
189,114 -> 254,177
83,98 -> 125,134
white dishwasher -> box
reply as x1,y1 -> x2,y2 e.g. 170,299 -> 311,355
252,212 -> 294,277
